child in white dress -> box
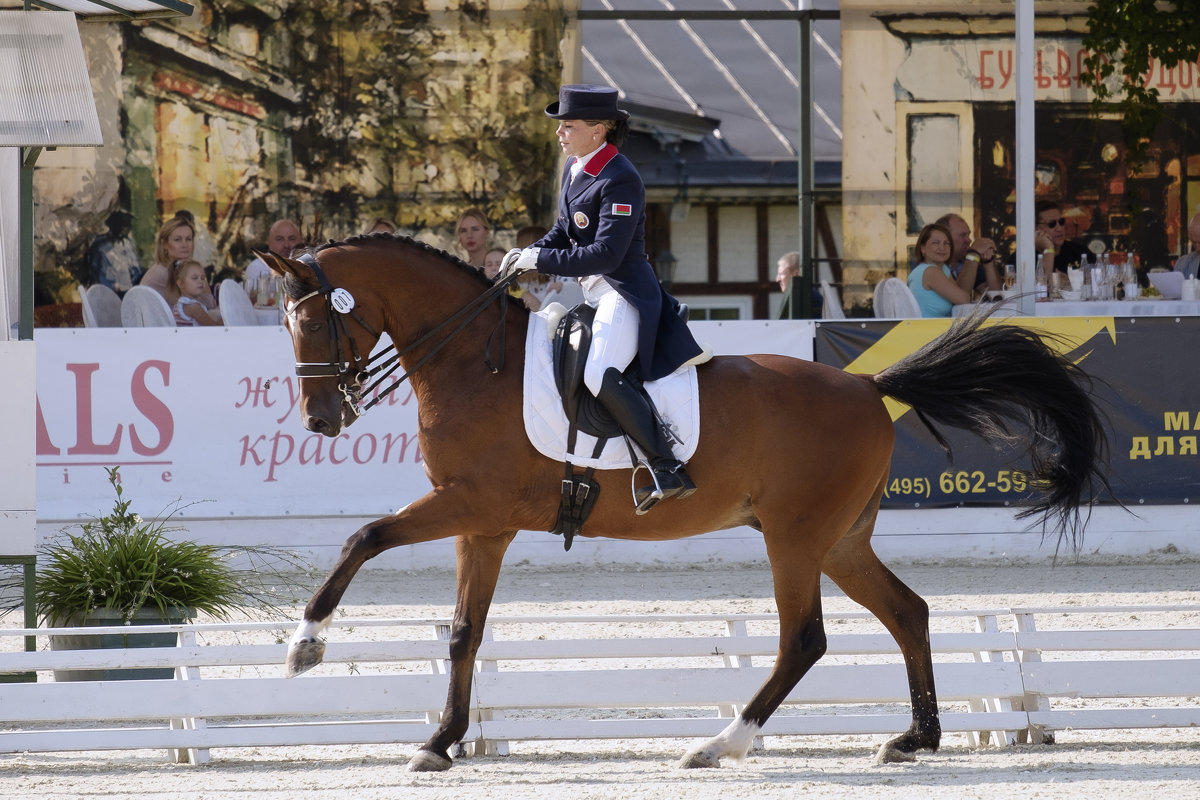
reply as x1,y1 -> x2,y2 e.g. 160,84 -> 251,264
171,260 -> 221,326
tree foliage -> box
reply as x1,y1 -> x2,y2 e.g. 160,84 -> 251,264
1081,0 -> 1200,158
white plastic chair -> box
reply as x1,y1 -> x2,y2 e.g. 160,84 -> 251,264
78,284 -> 98,328
86,284 -> 123,327
873,277 -> 922,318
120,286 -> 176,327
819,281 -> 845,319
218,279 -> 260,326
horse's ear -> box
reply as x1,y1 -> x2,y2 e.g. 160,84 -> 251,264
256,249 -> 313,283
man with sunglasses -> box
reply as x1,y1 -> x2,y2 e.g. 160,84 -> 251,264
1036,200 -> 1088,277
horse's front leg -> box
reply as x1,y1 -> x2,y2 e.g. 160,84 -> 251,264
408,532 -> 515,772
286,487 -> 498,676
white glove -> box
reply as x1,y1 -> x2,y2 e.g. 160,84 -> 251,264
498,247 -> 540,280
497,248 -> 521,279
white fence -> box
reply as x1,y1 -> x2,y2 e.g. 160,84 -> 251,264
1,606 -> 1198,766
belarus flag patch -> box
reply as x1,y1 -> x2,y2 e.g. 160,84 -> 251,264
612,203 -> 632,216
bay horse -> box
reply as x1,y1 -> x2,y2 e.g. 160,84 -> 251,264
262,234 -> 1107,772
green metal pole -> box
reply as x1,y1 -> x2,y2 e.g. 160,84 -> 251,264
797,12 -> 814,318
19,148 -> 38,341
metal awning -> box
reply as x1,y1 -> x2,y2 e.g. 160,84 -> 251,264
23,0 -> 192,22
580,0 -> 841,163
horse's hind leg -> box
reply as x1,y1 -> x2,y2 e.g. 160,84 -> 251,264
409,532 -> 515,772
822,483 -> 941,764
680,548 -> 827,769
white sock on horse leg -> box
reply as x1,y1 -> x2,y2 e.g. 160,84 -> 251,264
716,718 -> 760,761
290,615 -> 332,645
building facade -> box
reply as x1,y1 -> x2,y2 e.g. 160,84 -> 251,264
842,0 -> 1200,308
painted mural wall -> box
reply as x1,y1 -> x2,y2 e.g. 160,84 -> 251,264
32,0 -> 569,305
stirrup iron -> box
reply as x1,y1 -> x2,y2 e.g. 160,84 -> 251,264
630,460 -> 665,515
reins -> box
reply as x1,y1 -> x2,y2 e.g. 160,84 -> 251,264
285,252 -> 520,418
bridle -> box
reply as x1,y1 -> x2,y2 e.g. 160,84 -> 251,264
284,252 -> 518,422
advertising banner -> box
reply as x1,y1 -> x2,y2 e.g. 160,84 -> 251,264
34,321 -> 814,522
815,317 -> 1200,509
35,328 -> 426,520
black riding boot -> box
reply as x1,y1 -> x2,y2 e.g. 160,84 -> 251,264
596,367 -> 696,514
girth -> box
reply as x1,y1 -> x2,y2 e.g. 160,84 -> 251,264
548,303 -> 664,550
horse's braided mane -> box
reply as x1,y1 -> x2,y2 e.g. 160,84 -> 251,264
316,232 -> 481,279
310,232 -> 527,308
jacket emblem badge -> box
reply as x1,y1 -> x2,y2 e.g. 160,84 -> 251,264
573,211 -> 590,229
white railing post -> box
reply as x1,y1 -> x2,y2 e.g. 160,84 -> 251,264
1012,611 -> 1053,745
969,613 -> 1019,747
169,627 -> 209,765
471,624 -> 508,757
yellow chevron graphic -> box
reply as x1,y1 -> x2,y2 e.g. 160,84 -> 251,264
840,316 -> 1117,421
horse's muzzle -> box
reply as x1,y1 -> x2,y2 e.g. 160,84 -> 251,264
304,414 -> 340,437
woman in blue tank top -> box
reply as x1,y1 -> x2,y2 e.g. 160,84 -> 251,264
908,223 -> 976,317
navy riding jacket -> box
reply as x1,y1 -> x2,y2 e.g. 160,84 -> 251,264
533,144 -> 702,382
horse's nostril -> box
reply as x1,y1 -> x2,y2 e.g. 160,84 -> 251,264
305,416 -> 328,434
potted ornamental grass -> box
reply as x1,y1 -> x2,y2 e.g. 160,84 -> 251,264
36,467 -> 310,681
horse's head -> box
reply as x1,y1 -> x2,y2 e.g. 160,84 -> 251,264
261,248 -> 385,437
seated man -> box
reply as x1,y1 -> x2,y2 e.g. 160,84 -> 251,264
245,219 -> 302,288
935,213 -> 1001,295
1036,200 -> 1090,275
1174,212 -> 1200,279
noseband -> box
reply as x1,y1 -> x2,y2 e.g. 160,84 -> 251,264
285,252 -> 517,421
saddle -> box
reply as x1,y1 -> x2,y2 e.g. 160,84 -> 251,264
548,303 -> 682,549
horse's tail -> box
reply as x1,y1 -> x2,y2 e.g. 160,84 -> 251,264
872,309 -> 1112,553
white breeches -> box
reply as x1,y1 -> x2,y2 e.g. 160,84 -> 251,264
583,279 -> 640,396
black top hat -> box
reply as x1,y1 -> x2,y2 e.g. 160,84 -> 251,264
544,84 -> 630,121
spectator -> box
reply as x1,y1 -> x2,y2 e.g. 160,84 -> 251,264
139,215 -> 216,310
455,207 -> 491,267
245,219 -> 302,289
482,247 -> 506,280
170,259 -> 221,327
907,222 -> 974,317
934,213 -> 1000,294
172,209 -> 215,278
516,225 -> 547,249
1036,200 -> 1090,276
1173,212 -> 1200,279
364,217 -> 397,234
83,209 -> 141,294
484,247 -> 544,309
775,251 -> 823,318
516,223 -> 583,307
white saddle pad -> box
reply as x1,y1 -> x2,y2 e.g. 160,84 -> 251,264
523,309 -> 699,470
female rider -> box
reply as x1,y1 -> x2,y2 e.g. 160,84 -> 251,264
499,85 -> 703,513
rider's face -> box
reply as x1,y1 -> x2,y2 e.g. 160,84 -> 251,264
557,120 -> 605,160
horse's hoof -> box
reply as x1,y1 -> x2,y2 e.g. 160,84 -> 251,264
408,750 -> 453,772
285,640 -> 326,677
874,741 -> 917,764
678,748 -> 720,769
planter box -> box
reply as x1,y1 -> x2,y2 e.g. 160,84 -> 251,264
50,607 -> 191,682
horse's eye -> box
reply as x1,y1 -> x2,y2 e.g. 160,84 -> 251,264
305,322 -> 323,334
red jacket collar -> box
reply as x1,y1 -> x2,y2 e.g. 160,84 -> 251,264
581,143 -> 618,177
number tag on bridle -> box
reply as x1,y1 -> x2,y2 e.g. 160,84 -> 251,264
330,288 -> 356,314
